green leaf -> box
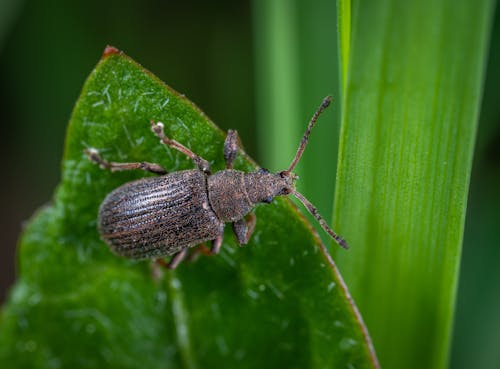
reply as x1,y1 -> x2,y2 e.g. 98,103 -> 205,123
0,47 -> 378,368
334,1 -> 495,369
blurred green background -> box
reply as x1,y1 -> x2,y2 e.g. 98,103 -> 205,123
0,0 -> 498,368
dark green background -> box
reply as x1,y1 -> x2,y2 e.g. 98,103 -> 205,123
1,1 -> 499,368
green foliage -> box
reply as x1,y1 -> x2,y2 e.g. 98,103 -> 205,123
0,49 -> 378,368
333,1 -> 495,369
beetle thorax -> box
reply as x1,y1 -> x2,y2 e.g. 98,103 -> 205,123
207,170 -> 254,222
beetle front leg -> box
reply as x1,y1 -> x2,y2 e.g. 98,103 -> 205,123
151,121 -> 211,174
84,148 -> 167,174
232,213 -> 256,245
224,129 -> 239,169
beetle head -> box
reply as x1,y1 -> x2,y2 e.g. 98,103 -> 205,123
246,168 -> 295,204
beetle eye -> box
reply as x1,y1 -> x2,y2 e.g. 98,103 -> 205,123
278,188 -> 291,196
262,196 -> 273,204
257,167 -> 270,174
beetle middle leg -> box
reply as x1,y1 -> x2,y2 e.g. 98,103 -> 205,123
157,234 -> 225,270
185,243 -> 212,263
232,213 -> 256,245
210,234 -> 224,254
186,233 -> 224,264
84,148 -> 167,174
224,129 -> 239,169
152,248 -> 194,272
151,121 -> 212,174
166,248 -> 189,269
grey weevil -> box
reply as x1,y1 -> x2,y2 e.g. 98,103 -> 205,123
85,96 -> 347,269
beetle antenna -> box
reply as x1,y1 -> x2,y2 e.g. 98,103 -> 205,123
286,95 -> 332,174
291,189 -> 348,249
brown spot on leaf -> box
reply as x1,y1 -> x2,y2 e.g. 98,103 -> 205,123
102,45 -> 121,59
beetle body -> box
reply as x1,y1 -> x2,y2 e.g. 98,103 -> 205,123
99,168 -> 292,259
86,96 -> 347,269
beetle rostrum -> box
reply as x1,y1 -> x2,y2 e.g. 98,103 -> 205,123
85,95 -> 347,269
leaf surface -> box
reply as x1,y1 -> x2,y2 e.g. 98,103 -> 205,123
0,48 -> 378,368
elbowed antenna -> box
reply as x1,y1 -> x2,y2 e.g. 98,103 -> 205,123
286,95 -> 332,174
282,95 -> 347,249
292,190 -> 348,249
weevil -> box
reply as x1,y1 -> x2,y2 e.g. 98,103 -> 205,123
85,95 -> 347,269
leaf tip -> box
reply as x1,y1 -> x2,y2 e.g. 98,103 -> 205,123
102,45 -> 122,59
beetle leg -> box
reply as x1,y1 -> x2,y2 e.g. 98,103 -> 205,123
167,248 -> 189,269
210,234 -> 224,255
232,213 -> 256,245
186,243 -> 212,263
84,148 -> 167,174
224,129 -> 239,169
150,258 -> 170,280
151,121 -> 212,174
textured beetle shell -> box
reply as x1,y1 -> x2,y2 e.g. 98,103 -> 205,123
98,169 -> 224,259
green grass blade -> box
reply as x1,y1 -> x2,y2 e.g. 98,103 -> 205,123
334,1 -> 495,368
337,0 -> 351,91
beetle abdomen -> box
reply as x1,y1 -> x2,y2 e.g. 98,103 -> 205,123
98,170 -> 224,259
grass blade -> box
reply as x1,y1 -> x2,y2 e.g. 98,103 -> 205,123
334,0 -> 495,368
